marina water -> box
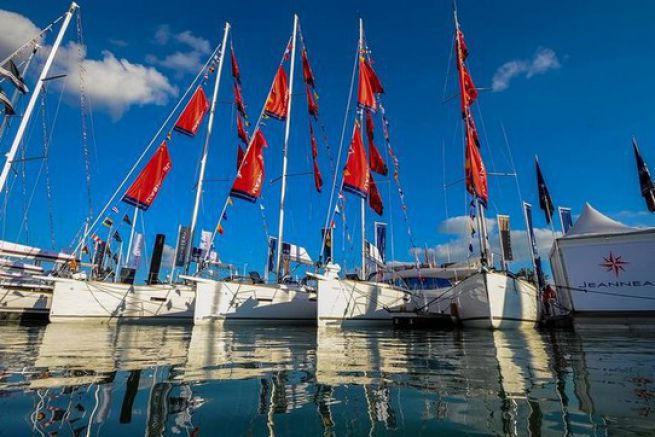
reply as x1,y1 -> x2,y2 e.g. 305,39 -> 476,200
0,324 -> 653,435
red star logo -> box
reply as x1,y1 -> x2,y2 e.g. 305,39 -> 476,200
599,252 -> 629,277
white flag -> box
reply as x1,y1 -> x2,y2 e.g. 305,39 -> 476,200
200,230 -> 212,259
129,233 -> 144,269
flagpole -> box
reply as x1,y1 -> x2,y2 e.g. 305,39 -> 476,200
125,205 -> 139,266
185,22 -> 231,274
169,224 -> 181,284
0,2 -> 78,196
274,14 -> 299,281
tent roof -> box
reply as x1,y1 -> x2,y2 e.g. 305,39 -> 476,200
564,203 -> 636,237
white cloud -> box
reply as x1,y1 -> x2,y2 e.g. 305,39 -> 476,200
175,30 -> 210,54
0,9 -> 178,119
108,38 -> 128,48
59,43 -> 178,119
0,9 -> 41,60
149,50 -> 205,74
154,25 -> 171,45
492,47 -> 560,92
433,215 -> 560,265
148,26 -> 210,75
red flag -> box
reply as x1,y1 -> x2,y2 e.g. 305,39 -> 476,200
368,172 -> 383,216
302,48 -> 315,88
465,122 -> 488,204
122,142 -> 172,210
466,114 -> 480,148
357,58 -> 384,112
237,113 -> 249,144
306,86 -> 318,118
365,112 -> 387,175
264,66 -> 289,120
234,82 -> 246,117
231,129 -> 267,202
236,144 -> 245,171
455,27 -> 478,116
313,159 -> 323,193
309,123 -> 318,159
230,46 -> 241,83
343,121 -> 370,198
459,64 -> 478,114
174,86 -> 209,136
456,30 -> 469,61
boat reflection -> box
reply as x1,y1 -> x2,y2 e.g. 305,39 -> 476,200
0,323 -> 653,435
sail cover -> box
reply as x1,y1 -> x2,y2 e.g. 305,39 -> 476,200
264,66 -> 289,120
0,60 -> 28,94
368,172 -> 383,215
230,129 -> 267,202
0,88 -> 14,115
358,58 -> 384,112
122,142 -> 172,210
343,122 -> 370,198
174,86 -> 209,136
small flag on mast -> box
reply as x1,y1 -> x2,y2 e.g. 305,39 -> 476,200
632,137 -> 655,212
535,157 -> 554,224
113,230 -> 123,243
122,214 -> 132,226
102,217 -> 114,228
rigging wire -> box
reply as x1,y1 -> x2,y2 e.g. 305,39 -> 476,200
319,38 -> 359,263
39,87 -> 56,249
0,14 -> 63,67
72,43 -> 222,255
76,9 -> 94,224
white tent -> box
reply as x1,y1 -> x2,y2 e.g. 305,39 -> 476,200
563,203 -> 636,238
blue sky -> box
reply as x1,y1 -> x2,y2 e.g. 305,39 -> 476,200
1,0 -> 655,275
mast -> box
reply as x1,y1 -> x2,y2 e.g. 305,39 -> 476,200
274,14 -> 299,281
454,6 -> 489,267
185,22 -> 231,274
359,18 -> 367,281
0,2 -> 78,195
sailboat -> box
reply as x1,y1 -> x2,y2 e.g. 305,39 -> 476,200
311,19 -> 461,327
0,3 -> 80,321
47,23 -> 233,322
440,8 -> 540,329
185,15 -> 319,325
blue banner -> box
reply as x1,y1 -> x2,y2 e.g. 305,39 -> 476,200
559,207 -> 573,234
375,222 -> 387,262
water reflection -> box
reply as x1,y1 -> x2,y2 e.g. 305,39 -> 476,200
0,323 -> 653,435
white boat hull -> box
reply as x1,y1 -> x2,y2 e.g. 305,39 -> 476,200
316,277 -> 412,327
451,271 -> 540,329
193,278 -> 316,325
49,278 -> 195,323
0,285 -> 51,321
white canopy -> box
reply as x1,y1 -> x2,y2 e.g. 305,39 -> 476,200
564,203 -> 636,238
